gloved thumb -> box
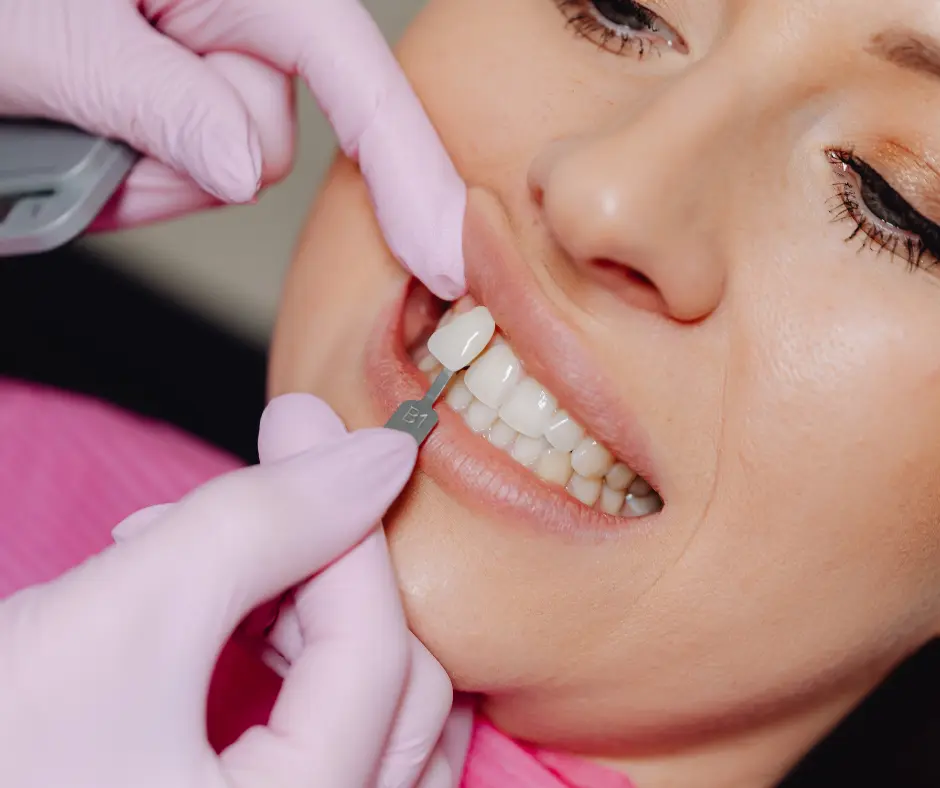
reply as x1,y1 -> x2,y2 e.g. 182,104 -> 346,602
109,408 -> 417,650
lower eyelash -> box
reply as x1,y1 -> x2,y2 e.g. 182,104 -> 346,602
827,166 -> 935,272
556,0 -> 662,58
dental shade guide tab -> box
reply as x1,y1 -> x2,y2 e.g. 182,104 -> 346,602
385,368 -> 454,445
385,306 -> 496,445
427,306 -> 495,371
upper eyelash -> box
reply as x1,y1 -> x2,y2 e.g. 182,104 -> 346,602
827,149 -> 940,271
555,0 -> 666,58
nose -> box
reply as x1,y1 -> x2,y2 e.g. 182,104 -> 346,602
529,70 -> 743,323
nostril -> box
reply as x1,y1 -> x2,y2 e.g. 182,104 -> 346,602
593,258 -> 653,289
623,267 -> 654,289
531,183 -> 545,208
591,258 -> 665,313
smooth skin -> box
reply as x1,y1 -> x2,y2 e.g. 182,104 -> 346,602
270,1 -> 940,786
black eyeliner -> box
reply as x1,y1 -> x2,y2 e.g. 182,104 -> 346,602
829,149 -> 940,269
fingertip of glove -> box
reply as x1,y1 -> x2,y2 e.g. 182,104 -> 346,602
344,428 -> 419,471
259,394 -> 348,462
278,427 -> 417,491
425,269 -> 467,302
266,429 -> 416,523
325,428 -> 418,499
197,118 -> 263,203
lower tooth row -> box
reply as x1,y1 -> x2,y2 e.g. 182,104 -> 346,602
416,351 -> 661,517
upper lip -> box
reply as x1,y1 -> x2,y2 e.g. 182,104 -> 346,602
364,188 -> 660,534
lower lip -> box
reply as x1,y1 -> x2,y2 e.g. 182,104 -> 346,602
364,281 -> 657,539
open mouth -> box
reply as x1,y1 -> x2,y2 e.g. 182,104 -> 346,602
364,189 -> 663,535
407,295 -> 663,518
364,267 -> 664,536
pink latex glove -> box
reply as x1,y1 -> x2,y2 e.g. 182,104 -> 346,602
0,1 -> 466,299
0,394 -> 471,788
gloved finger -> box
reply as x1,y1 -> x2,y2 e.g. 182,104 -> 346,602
235,552 -> 458,787
32,5 -> 261,203
234,398 -> 407,787
258,394 -> 418,784
257,392 -> 347,462
89,158 -> 220,232
379,636 -> 456,788
237,392 -> 350,658
253,393 -> 458,787
91,51 -> 295,230
150,0 -> 467,300
255,606 -> 297,676
401,698 -> 475,788
222,530 -> 410,788
435,697 -> 476,787
112,397 -> 416,651
110,503 -> 174,542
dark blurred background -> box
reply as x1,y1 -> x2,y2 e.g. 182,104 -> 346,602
0,246 -> 267,461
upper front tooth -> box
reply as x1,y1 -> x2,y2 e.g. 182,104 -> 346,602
498,378 -> 558,438
544,410 -> 585,452
427,306 -> 496,371
464,344 -> 523,408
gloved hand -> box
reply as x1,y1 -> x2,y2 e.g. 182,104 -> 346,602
0,0 -> 465,299
0,394 -> 472,788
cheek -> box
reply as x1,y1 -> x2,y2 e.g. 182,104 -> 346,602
711,265 -> 940,644
397,0 -> 637,199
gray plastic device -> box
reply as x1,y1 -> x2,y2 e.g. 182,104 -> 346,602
0,119 -> 138,257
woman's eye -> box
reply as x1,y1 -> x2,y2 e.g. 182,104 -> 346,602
555,0 -> 688,57
828,149 -> 940,271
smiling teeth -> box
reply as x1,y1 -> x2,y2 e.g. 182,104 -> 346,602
411,307 -> 662,518
464,344 -> 523,408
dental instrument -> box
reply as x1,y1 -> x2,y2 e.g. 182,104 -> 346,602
0,120 -> 137,256
386,306 -> 496,444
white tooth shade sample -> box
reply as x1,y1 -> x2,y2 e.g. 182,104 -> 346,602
464,344 -> 523,408
427,306 -> 496,371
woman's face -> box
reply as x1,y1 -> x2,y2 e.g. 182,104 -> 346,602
271,0 -> 940,777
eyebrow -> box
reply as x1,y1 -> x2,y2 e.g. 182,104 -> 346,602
868,29 -> 940,81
